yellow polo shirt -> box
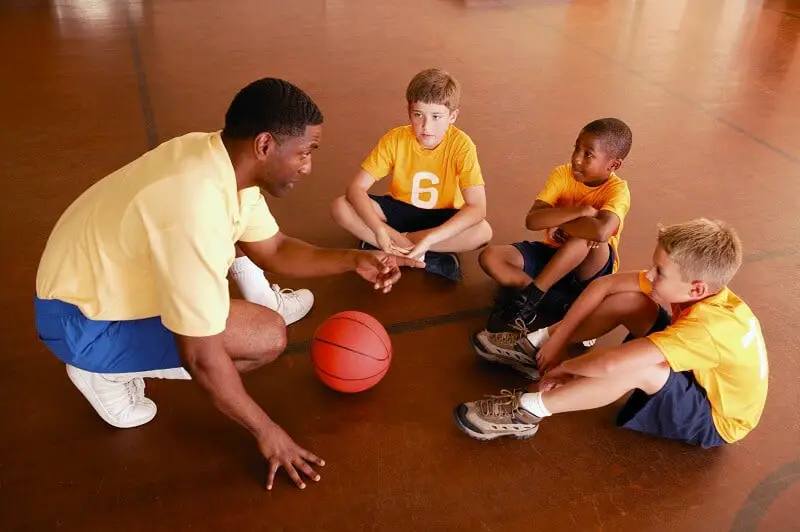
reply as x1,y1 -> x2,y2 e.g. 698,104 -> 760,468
36,131 -> 279,337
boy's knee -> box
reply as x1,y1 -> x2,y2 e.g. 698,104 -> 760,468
330,195 -> 351,226
478,245 -> 500,271
476,219 -> 493,246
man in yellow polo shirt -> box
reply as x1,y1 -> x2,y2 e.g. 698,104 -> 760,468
34,78 -> 422,491
453,219 -> 768,448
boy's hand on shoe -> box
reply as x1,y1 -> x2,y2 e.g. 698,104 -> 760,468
536,341 -> 568,374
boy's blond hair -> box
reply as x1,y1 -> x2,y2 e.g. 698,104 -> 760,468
406,68 -> 461,112
658,218 -> 743,291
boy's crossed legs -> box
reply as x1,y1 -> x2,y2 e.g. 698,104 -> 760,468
332,194 -> 492,281
480,234 -> 613,331
456,290 -> 726,448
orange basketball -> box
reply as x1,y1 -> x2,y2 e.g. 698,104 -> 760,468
310,311 -> 392,393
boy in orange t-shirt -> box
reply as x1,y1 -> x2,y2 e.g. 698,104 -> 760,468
456,219 -> 768,448
479,118 -> 632,333
331,68 -> 492,282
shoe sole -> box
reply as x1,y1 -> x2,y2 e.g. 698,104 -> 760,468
471,335 -> 540,381
452,404 -> 539,441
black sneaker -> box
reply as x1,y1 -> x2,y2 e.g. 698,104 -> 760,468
424,251 -> 462,282
486,287 -> 523,332
487,286 -> 542,332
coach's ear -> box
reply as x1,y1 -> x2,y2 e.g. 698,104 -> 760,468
254,132 -> 278,160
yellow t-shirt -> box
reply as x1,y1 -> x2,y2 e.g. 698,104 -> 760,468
36,131 -> 279,338
638,272 -> 769,443
536,164 -> 631,272
361,125 -> 484,209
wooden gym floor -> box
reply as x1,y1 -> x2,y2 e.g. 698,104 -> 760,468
1,0 -> 799,530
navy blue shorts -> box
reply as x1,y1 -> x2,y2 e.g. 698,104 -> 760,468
615,306 -> 727,448
511,240 -> 615,295
369,194 -> 458,233
34,296 -> 182,374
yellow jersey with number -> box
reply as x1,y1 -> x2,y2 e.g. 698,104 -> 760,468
639,272 -> 769,443
360,125 -> 484,209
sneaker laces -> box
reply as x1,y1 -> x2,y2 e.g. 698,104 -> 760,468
476,389 -> 525,419
271,284 -> 303,310
125,378 -> 145,404
509,317 -> 530,334
490,329 -> 525,349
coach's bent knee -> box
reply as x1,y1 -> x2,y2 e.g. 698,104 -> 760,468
259,311 -> 287,365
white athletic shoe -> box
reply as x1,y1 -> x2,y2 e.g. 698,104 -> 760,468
271,284 -> 314,325
66,365 -> 157,429
66,365 -> 192,429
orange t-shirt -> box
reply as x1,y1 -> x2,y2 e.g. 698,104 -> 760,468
536,164 -> 630,272
361,125 -> 484,210
639,272 -> 769,443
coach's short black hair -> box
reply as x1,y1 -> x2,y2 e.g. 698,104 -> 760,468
222,78 -> 323,140
581,118 -> 632,160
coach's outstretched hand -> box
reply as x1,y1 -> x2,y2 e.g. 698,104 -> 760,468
354,251 -> 425,293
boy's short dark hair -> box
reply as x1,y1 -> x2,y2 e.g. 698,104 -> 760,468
406,68 -> 461,112
582,118 -> 633,160
222,78 -> 323,140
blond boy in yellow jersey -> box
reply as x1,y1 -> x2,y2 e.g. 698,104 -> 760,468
455,219 -> 768,448
331,68 -> 492,282
34,78 -> 422,492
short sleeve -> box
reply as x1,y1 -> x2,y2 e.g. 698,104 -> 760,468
648,317 -> 721,371
361,129 -> 397,180
238,191 -> 280,243
141,184 -> 233,337
456,141 -> 485,189
535,166 -> 570,206
638,270 -> 653,295
600,178 -> 631,223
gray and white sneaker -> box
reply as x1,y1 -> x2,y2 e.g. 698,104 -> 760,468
454,389 -> 542,441
472,326 -> 540,380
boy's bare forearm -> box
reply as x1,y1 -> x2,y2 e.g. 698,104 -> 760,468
526,204 -> 592,231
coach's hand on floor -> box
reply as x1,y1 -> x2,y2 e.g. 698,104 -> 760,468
354,251 -> 425,293
259,422 -> 325,491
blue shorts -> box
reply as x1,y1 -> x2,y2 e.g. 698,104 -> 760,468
370,194 -> 458,233
615,307 -> 727,448
34,296 -> 182,374
511,240 -> 615,306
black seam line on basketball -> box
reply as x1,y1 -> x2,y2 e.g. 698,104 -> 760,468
285,306 -> 492,355
311,362 -> 388,382
310,337 -> 389,362
529,13 -> 800,165
125,7 -> 158,150
324,316 -> 391,355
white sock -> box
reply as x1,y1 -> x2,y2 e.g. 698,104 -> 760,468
520,392 -> 552,418
526,327 -> 550,348
229,257 -> 278,310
